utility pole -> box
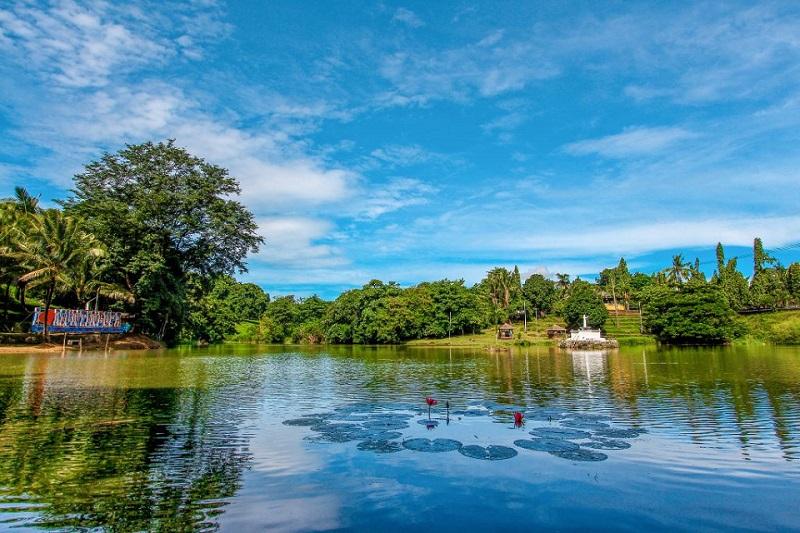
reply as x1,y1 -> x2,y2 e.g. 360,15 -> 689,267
523,301 -> 527,332
448,311 -> 452,343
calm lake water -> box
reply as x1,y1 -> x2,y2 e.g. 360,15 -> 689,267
0,345 -> 799,531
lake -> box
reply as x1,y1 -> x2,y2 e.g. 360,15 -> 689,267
0,345 -> 798,531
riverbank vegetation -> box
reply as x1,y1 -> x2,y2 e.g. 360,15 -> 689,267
2,141 -> 799,346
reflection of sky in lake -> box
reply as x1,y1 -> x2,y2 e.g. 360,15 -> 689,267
0,345 -> 798,530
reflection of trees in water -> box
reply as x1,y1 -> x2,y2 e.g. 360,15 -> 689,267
328,346 -> 800,461
0,346 -> 798,529
0,356 -> 266,530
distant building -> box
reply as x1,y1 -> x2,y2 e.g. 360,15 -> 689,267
498,322 -> 514,339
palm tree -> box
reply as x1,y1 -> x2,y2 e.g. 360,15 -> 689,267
14,186 -> 40,214
11,209 -> 105,340
555,273 -> 571,297
665,254 -> 690,286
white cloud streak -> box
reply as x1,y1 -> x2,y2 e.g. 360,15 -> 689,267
564,126 -> 698,158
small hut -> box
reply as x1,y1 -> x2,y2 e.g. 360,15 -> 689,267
498,322 -> 514,339
546,325 -> 567,338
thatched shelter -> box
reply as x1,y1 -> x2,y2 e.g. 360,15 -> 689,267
546,325 -> 567,338
498,322 -> 514,339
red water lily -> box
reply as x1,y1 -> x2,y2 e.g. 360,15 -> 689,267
425,396 -> 437,419
514,411 -> 524,427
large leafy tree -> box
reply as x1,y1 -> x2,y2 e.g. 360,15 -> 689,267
522,274 -> 556,315
641,284 -> 736,344
562,280 -> 608,330
63,140 -> 262,343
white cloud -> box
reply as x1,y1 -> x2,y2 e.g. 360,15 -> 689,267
357,178 -> 436,220
377,37 -> 558,105
564,126 -> 697,158
392,7 -> 424,28
369,144 -> 432,166
0,0 -> 167,87
253,217 -> 346,268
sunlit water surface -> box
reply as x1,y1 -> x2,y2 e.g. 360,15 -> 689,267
0,345 -> 799,531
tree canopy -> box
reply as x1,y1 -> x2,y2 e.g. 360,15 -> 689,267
62,140 -> 262,343
641,284 -> 736,344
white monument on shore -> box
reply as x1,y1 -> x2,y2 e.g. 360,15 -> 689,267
569,314 -> 604,341
559,314 -> 618,349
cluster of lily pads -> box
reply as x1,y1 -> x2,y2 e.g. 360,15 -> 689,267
282,401 -> 645,462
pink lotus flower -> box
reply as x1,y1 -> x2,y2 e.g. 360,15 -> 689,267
425,397 -> 437,419
514,411 -> 524,427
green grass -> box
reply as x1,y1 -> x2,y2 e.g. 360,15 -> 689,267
406,312 -> 657,348
406,317 -> 563,347
735,310 -> 800,345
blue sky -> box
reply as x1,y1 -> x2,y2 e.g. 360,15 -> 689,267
2,1 -> 800,298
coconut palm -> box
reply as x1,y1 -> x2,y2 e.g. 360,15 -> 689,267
486,268 -> 514,310
555,273 -> 571,297
665,254 -> 690,286
11,209 -> 105,339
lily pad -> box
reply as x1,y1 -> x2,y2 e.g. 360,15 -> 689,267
458,445 -> 518,460
584,438 -> 631,450
305,432 -> 355,443
362,420 -> 409,430
365,431 -> 402,441
368,413 -> 414,421
357,439 -> 403,453
333,414 -> 371,421
529,427 -> 591,439
283,418 -> 326,426
402,438 -> 462,453
595,428 -> 644,439
417,419 -> 439,427
561,420 -> 611,431
566,413 -> 612,422
549,448 -> 608,462
514,438 -> 580,452
310,422 -> 360,432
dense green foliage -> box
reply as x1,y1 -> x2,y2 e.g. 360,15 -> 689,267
2,141 -> 799,346
562,280 -> 608,329
522,274 -> 556,315
1,142 -> 262,344
183,275 -> 270,343
236,279 -> 489,345
642,284 -> 737,344
62,141 -> 262,343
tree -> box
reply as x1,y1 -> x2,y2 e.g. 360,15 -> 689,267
182,275 -> 268,343
63,140 -> 262,343
712,243 -> 750,310
664,254 -> 690,286
753,237 -> 776,278
484,267 -> 517,324
11,210 -> 105,339
641,284 -> 736,344
562,280 -> 608,330
788,263 -> 800,304
555,273 -> 571,297
263,296 -> 300,343
522,274 -> 556,315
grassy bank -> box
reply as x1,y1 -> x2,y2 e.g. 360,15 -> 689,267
735,310 -> 800,345
407,313 -> 656,348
